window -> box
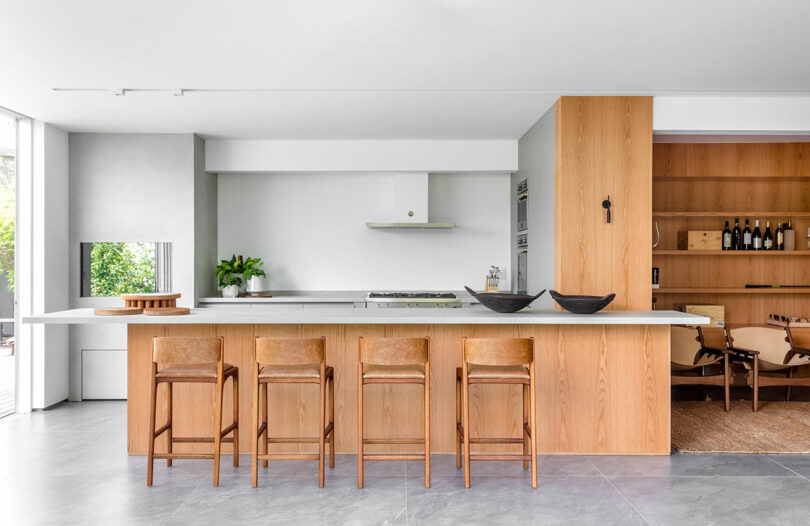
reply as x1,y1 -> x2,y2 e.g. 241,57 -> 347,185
80,242 -> 171,297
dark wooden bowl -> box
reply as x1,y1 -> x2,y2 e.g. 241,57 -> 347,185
549,290 -> 616,314
464,287 -> 546,313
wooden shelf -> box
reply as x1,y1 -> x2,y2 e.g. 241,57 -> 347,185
653,250 -> 810,256
653,211 -> 810,218
654,288 -> 810,294
654,176 -> 810,182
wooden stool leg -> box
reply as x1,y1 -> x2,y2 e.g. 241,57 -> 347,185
723,355 -> 730,412
261,383 -> 268,468
213,373 -> 224,487
529,367 -> 538,489
753,355 -> 759,412
318,370 -> 326,488
146,363 -> 158,486
462,366 -> 471,488
328,375 -> 335,469
455,374 -> 461,469
251,365 -> 259,487
424,362 -> 430,489
357,360 -> 364,489
786,367 -> 794,402
232,372 -> 239,467
166,382 -> 173,467
522,383 -> 529,468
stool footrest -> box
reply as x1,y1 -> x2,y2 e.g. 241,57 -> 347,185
363,454 -> 425,461
470,454 -> 532,461
153,453 -> 215,460
257,453 -> 320,461
266,436 -> 334,444
324,422 -> 334,437
172,437 -> 234,444
154,423 -> 171,438
363,438 -> 425,445
221,422 -> 237,437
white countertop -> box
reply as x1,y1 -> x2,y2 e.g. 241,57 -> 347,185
23,307 -> 708,326
197,290 -> 478,304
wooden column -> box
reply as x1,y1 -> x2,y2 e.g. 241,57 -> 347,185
554,96 -> 653,310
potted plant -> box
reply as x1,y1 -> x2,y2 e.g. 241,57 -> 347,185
216,255 -> 244,298
243,256 -> 268,293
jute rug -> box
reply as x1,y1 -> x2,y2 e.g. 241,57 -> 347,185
672,401 -> 810,454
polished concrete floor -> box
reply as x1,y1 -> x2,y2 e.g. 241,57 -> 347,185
2,402 -> 810,525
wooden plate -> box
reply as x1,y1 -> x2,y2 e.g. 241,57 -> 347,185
143,307 -> 190,316
94,307 -> 143,316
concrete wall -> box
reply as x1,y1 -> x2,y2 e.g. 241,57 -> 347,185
206,140 -> 518,173
515,104 -> 556,307
217,172 -> 511,291
194,136 -> 218,298
67,133 -> 200,400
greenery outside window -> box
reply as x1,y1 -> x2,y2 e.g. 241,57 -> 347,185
80,242 -> 172,297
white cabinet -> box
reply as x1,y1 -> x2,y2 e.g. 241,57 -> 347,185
81,349 -> 127,399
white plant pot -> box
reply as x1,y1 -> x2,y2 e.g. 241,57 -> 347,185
221,284 -> 240,298
246,276 -> 268,293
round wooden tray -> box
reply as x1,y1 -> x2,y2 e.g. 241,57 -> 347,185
143,307 -> 190,316
93,307 -> 143,316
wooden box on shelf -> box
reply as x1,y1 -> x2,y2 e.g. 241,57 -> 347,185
676,304 -> 725,327
677,231 -> 723,251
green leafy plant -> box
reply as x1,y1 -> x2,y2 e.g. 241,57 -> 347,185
242,257 -> 266,280
216,255 -> 244,288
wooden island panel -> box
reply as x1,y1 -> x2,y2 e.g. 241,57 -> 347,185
128,323 -> 670,456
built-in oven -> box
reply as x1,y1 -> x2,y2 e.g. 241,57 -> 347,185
517,179 -> 528,232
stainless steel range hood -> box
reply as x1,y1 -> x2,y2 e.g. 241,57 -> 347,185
365,173 -> 456,229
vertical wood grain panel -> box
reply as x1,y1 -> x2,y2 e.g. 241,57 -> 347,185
128,323 -> 670,456
554,96 -> 653,310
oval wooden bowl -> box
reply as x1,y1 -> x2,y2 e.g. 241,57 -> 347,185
464,286 -> 545,313
549,290 -> 616,314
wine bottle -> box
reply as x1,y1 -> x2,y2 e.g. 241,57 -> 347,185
743,219 -> 752,250
732,218 -> 741,250
722,221 -> 732,250
763,221 -> 773,250
753,220 -> 763,250
776,222 -> 784,250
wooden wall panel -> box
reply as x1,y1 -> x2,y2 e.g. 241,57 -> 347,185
128,323 -> 670,456
653,143 -> 810,179
554,96 -> 653,310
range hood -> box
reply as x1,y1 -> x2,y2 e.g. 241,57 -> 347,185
365,173 -> 456,229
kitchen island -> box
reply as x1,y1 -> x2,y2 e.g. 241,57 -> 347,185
24,307 -> 706,456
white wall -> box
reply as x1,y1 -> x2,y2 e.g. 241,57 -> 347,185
516,105 -> 556,307
31,122 -> 69,408
218,172 -> 511,291
194,136 -> 218,298
653,96 -> 810,133
206,140 -> 518,173
67,133 -> 201,400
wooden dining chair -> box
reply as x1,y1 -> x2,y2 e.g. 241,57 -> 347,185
731,325 -> 810,412
146,336 -> 238,487
456,337 -> 537,488
251,337 -> 335,488
357,337 -> 430,489
671,326 -> 734,411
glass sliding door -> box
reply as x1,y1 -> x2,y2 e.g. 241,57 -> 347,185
0,113 -> 16,418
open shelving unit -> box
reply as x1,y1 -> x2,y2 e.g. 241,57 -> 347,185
652,142 -> 810,325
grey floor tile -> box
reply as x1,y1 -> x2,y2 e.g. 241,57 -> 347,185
0,471 -> 201,526
405,476 -> 647,525
590,453 -> 797,477
765,454 -> 810,478
164,475 -> 407,526
406,454 -> 600,477
610,475 -> 810,526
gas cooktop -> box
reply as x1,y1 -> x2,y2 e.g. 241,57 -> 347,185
367,292 -> 457,299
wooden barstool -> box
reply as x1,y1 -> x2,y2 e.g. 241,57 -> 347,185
251,337 -> 335,488
456,337 -> 537,488
357,337 -> 430,488
146,336 -> 238,487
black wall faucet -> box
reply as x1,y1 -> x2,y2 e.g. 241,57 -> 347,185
602,195 -> 612,224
